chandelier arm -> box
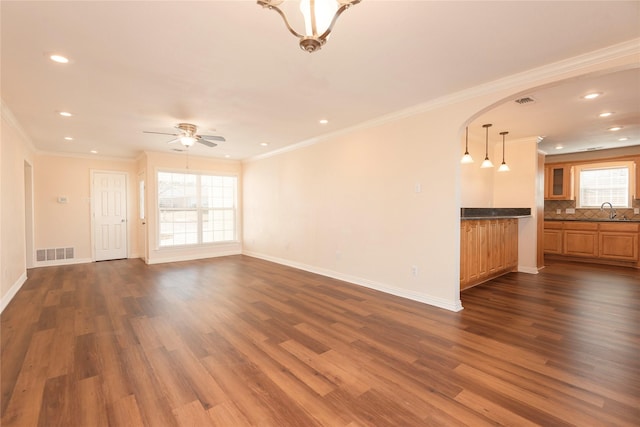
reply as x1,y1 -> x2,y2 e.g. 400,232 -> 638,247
317,1 -> 359,41
257,0 -> 306,38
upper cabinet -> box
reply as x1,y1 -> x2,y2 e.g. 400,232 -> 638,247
544,164 -> 574,200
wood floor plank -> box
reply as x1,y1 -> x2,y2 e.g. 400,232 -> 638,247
1,255 -> 639,426
109,394 -> 145,427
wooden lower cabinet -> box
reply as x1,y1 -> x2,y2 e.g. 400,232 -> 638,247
599,222 -> 639,261
564,223 -> 598,258
543,222 -> 563,254
544,221 -> 640,267
460,218 -> 518,290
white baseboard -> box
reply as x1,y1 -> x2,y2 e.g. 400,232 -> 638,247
518,265 -> 540,274
33,257 -> 93,268
146,249 -> 242,265
1,271 -> 27,313
243,250 -> 464,312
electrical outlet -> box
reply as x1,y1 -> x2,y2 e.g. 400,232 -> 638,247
556,209 -> 561,214
566,208 -> 575,214
411,265 -> 418,276
635,208 -> 639,214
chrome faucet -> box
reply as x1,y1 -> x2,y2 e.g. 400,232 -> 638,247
600,202 -> 617,220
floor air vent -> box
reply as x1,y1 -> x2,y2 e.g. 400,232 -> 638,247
36,247 -> 74,261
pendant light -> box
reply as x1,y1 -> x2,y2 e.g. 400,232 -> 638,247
460,126 -> 474,164
498,131 -> 510,172
480,124 -> 493,168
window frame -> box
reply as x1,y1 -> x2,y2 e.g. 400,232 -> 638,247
574,160 -> 636,209
156,169 -> 239,249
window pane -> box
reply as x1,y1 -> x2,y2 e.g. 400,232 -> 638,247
158,172 -> 198,208
158,172 -> 237,247
158,209 -> 198,247
579,167 -> 629,207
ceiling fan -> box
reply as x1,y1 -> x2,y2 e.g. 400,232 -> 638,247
143,123 -> 225,148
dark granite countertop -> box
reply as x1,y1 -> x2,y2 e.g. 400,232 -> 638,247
544,218 -> 640,223
461,208 -> 531,220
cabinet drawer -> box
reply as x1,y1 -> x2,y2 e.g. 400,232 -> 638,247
563,222 -> 598,231
599,222 -> 640,232
544,221 -> 563,230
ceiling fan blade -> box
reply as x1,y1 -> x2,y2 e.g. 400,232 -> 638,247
197,138 -> 217,148
198,135 -> 226,142
166,138 -> 181,144
143,131 -> 180,136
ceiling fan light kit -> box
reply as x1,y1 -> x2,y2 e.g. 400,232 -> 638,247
143,123 -> 226,149
257,0 -> 361,53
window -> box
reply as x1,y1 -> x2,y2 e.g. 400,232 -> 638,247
157,171 -> 237,247
576,161 -> 635,208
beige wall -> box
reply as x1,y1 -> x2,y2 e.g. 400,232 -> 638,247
1,102 -> 35,310
34,154 -> 139,263
243,47 -> 640,312
142,151 -> 243,264
493,137 -> 540,273
460,152 -> 494,206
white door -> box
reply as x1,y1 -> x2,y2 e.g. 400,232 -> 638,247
93,171 -> 128,261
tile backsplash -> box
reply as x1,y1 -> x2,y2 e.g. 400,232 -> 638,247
544,199 -> 640,220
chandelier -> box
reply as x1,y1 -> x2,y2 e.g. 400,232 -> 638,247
257,0 -> 361,53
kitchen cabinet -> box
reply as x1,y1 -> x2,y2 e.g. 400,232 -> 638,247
563,222 -> 598,258
543,221 -> 563,254
544,164 -> 574,200
599,222 -> 639,261
460,218 -> 518,290
460,220 -> 479,286
544,221 -> 640,267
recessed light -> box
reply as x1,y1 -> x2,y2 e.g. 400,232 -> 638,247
50,54 -> 69,64
608,126 -> 623,131
582,92 -> 601,100
59,111 -> 72,117
64,137 -> 73,141
260,142 -> 268,146
224,154 -> 231,158
555,145 -> 564,150
598,112 -> 613,117
319,119 -> 328,124
618,137 -> 629,141
90,150 -> 98,154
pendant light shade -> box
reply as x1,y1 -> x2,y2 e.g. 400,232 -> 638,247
498,131 -> 510,172
480,124 -> 493,168
460,126 -> 474,164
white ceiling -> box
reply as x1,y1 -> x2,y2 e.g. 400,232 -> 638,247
2,1 -> 639,160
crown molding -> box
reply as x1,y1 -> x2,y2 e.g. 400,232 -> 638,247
1,99 -> 37,154
36,150 -> 137,163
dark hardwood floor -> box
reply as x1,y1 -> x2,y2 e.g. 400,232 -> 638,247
1,255 -> 638,426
